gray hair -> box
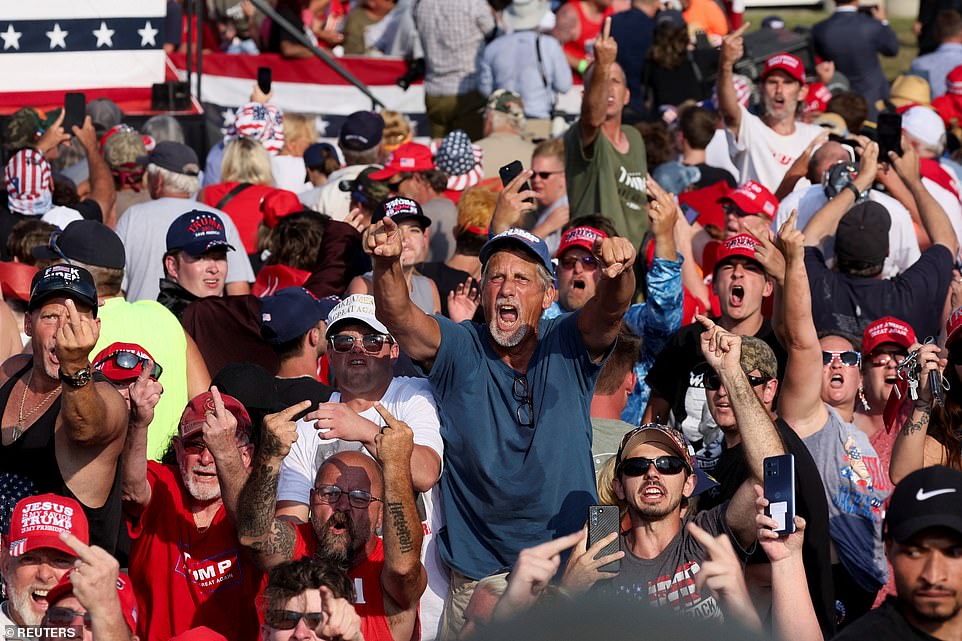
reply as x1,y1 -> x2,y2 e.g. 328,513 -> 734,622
143,115 -> 186,144
343,146 -> 380,166
148,163 -> 200,196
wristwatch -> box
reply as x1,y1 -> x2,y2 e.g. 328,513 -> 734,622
59,364 -> 92,388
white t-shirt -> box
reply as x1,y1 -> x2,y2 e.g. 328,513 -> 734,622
727,105 -> 823,192
270,155 -> 311,194
774,185 -> 921,279
306,164 -> 374,222
923,175 -> 962,257
278,376 -> 447,641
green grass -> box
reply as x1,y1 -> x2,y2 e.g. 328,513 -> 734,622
743,9 -> 918,80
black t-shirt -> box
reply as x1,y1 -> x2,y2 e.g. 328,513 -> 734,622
831,597 -> 941,641
645,320 -> 787,465
690,163 -> 736,190
267,6 -> 307,53
274,375 -> 333,420
643,59 -> 708,109
699,417 -> 836,638
418,261 -> 478,319
805,245 -> 954,340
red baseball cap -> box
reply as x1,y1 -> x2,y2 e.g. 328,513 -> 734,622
761,53 -> 806,85
93,342 -> 158,383
947,305 -> 962,346
804,82 -> 832,114
170,627 -> 229,641
555,225 -> 607,258
862,316 -> 916,355
678,180 -> 729,229
179,391 -> 253,440
368,142 -> 435,181
718,181 -> 779,220
7,493 -> 89,558
47,571 -> 139,633
948,65 -> 962,96
712,233 -> 761,274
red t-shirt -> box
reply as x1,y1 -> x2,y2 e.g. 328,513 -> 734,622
127,462 -> 265,641
293,523 -> 408,641
199,182 -> 277,254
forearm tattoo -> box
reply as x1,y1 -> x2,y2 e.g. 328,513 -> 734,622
902,406 -> 932,436
386,501 -> 414,554
237,453 -> 294,559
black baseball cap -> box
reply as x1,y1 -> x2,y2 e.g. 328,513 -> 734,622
338,111 -> 384,152
371,196 -> 432,230
28,264 -> 99,316
136,141 -> 200,176
835,201 -> 891,265
885,466 -> 962,542
166,210 -> 236,257
32,220 -> 125,269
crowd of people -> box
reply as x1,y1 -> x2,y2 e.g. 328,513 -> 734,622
3,1 -> 962,641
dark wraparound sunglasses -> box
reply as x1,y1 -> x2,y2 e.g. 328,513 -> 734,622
618,456 -> 688,477
703,371 -> 770,391
266,610 -> 323,630
95,350 -> 163,379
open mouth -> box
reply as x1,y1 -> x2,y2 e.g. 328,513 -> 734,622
641,483 -> 666,501
884,375 -> 897,385
572,278 -> 586,290
32,589 -> 49,604
830,373 -> 844,388
348,358 -> 366,367
729,285 -> 744,306
498,304 -> 519,324
203,279 -> 220,288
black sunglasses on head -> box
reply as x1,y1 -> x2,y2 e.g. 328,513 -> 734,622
703,370 -> 770,391
618,455 -> 688,477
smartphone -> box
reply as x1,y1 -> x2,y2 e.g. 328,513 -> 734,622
62,92 -> 86,132
877,112 -> 903,158
587,505 -> 621,573
499,160 -> 531,193
257,66 -> 272,95
763,454 -> 796,536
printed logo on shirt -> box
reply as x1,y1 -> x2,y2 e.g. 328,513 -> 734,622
617,166 -> 645,211
613,561 -> 722,620
175,548 -> 244,593
837,435 -> 884,519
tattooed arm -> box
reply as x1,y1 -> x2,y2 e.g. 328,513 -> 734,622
236,401 -> 311,570
372,404 -> 427,613
890,344 -> 950,484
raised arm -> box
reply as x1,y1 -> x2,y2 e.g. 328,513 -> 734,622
889,142 -> 960,257
373,404 -> 427,611
366,216 -> 442,366
802,141 -> 879,248
578,235 -> 636,359
73,116 -> 116,227
58,533 -> 133,641
697,315 -> 785,548
578,18 -> 616,150
776,212 -> 828,437
121,364 -> 164,512
889,343 -> 949,483
716,24 -> 749,136
236,401 -> 311,570
202,386 -> 251,522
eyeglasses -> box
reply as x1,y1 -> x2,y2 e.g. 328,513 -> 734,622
532,170 -> 564,180
559,255 -> 598,271
822,350 -> 861,367
513,375 -> 533,428
703,370 -> 771,391
45,607 -> 92,629
180,437 -> 250,455
869,350 -> 907,367
94,350 -> 163,379
618,456 -> 688,477
721,202 -> 757,218
329,333 -> 393,354
312,484 -> 382,508
266,610 -> 323,630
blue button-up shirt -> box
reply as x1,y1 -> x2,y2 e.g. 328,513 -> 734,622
911,42 -> 962,98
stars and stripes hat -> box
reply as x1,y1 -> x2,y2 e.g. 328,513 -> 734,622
225,102 -> 285,156
434,130 -> 483,193
7,493 -> 89,557
4,148 -> 53,216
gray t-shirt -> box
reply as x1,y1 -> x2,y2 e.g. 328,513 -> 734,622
422,197 -> 458,262
803,405 -> 890,591
590,416 -> 633,472
116,197 -> 255,302
598,504 -> 738,621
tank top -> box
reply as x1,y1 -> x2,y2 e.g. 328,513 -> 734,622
562,1 -> 615,66
362,272 -> 435,315
0,362 -> 125,554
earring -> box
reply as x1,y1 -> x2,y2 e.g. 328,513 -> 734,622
858,386 -> 870,412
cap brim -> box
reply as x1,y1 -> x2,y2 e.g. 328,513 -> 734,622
391,213 -> 432,229
31,246 -> 60,262
480,237 -> 552,272
12,534 -> 76,558
887,514 -> 962,542
367,166 -> 401,181
181,241 -> 236,257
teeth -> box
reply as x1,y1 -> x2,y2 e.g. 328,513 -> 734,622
34,590 -> 49,597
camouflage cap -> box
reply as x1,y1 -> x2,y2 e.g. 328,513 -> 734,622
740,336 -> 777,380
103,129 -> 147,169
5,108 -> 58,151
486,89 -> 525,127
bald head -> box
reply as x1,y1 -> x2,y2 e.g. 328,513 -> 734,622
315,450 -> 384,494
808,141 -> 852,182
583,61 -> 626,90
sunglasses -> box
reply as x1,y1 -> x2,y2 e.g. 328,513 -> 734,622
180,437 -> 250,455
45,606 -> 92,629
869,350 -> 907,367
721,202 -> 757,218
703,370 -> 771,391
513,375 -> 534,427
822,350 -> 861,367
559,255 -> 598,271
94,350 -> 163,379
312,484 -> 382,509
329,333 -> 393,354
531,170 -> 563,180
619,456 -> 688,477
266,610 -> 323,630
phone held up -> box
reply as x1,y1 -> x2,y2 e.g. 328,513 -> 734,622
587,504 -> 621,573
62,92 -> 86,132
763,453 -> 796,536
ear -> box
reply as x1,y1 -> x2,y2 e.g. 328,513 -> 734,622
613,475 -> 625,501
798,84 -> 809,101
542,284 -> 556,311
762,276 -> 774,299
682,470 -> 697,498
307,327 -> 320,348
625,371 -> 637,394
164,254 -> 179,280
23,311 -> 34,338
623,86 -> 630,107
762,379 -> 778,407
390,340 -> 400,359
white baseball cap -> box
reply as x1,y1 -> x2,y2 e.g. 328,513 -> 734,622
324,294 -> 390,337
902,106 -> 946,149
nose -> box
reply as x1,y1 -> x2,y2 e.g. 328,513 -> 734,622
34,561 -> 57,585
292,617 -> 314,640
919,550 -> 949,587
205,260 -> 219,274
198,446 -> 215,466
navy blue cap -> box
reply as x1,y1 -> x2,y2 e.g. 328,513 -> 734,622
166,210 -> 236,256
655,9 -> 686,29
371,196 -> 432,229
304,142 -> 338,170
29,264 -> 99,317
479,228 -> 553,273
260,287 -> 330,345
338,111 -> 384,152
136,141 -> 200,176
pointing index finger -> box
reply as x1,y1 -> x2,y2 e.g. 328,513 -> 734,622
274,400 -> 313,421
727,22 -> 750,39
373,402 -> 400,429
319,585 -> 337,615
